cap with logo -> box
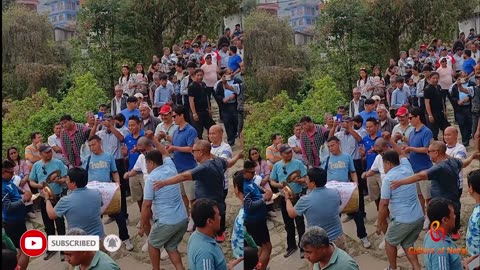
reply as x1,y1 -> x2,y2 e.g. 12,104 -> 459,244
134,93 -> 144,99
278,144 -> 292,153
396,107 -> 409,117
159,105 -> 172,115
38,143 -> 52,153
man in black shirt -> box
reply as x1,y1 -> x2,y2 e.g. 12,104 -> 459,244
188,69 -> 216,139
424,71 -> 450,140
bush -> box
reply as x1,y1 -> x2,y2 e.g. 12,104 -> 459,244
243,76 -> 346,155
2,72 -> 108,158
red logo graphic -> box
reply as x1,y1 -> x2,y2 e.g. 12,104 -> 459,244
20,229 -> 48,257
429,221 -> 446,242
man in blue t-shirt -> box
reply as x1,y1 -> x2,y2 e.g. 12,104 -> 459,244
285,167 -> 345,250
358,99 -> 378,127
169,105 -> 198,232
462,49 -> 477,76
84,135 -> 133,251
323,137 -> 371,249
228,46 -> 243,77
45,167 -> 104,239
242,160 -> 272,270
120,96 -> 141,124
28,143 -> 68,260
151,139 -> 242,243
391,141 -> 479,241
142,149 -> 188,270
2,159 -> 32,269
423,198 -> 463,270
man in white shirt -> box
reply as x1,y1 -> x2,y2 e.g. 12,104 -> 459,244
288,124 -> 304,161
349,88 -> 365,117
444,126 -> 467,202
453,48 -> 464,72
391,107 -> 414,147
218,43 -> 230,69
154,105 -> 178,146
208,125 -> 233,197
235,39 -> 244,60
48,123 -> 66,163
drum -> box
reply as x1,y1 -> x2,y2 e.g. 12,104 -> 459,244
86,181 -> 121,215
325,181 -> 359,214
103,187 -> 121,215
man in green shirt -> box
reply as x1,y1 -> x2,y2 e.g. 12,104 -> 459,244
63,228 -> 120,270
300,226 -> 359,270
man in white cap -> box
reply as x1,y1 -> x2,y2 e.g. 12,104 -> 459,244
139,102 -> 161,133
377,104 -> 397,133
371,95 -> 382,110
349,87 -> 365,117
134,93 -> 145,107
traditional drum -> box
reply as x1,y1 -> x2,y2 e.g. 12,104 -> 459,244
325,181 -> 359,214
86,181 -> 121,215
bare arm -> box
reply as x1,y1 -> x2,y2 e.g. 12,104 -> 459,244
45,199 -> 57,220
376,199 -> 389,234
285,198 -> 298,218
391,171 -> 428,189
153,171 -> 193,190
227,152 -> 244,168
169,145 -> 193,153
462,152 -> 480,168
189,96 -> 197,116
112,172 -> 120,185
141,200 -> 153,236
350,171 -> 358,184
425,98 -> 433,119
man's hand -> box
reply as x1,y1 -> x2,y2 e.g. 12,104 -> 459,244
263,189 -> 273,201
193,114 -> 199,122
402,145 -> 411,154
124,172 -> 130,179
145,130 -> 155,140
282,187 -> 291,200
359,145 -> 366,157
23,190 -> 33,202
382,131 -> 391,141
393,132 -> 402,141
390,180 -> 403,190
361,172 -> 367,179
153,181 -> 166,190
121,146 -> 128,157
157,131 -> 166,140
165,144 -> 175,153
227,257 -> 243,270
376,220 -> 387,235
138,225 -> 145,237
428,115 -> 435,124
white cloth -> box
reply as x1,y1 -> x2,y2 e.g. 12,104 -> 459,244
288,135 -> 303,161
48,133 -> 64,160
370,154 -> 385,181
211,142 -> 233,190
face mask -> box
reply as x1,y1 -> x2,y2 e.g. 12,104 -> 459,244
354,125 -> 361,130
115,123 -> 123,129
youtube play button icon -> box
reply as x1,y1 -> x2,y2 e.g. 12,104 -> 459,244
20,229 -> 47,257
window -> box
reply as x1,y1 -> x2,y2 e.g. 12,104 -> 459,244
58,1 -> 64,10
67,14 -> 72,20
59,14 -> 64,21
51,16 -> 57,23
299,19 -> 304,25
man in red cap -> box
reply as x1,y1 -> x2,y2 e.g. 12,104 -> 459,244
418,44 -> 429,62
154,105 -> 178,146
182,40 -> 194,60
391,107 -> 414,147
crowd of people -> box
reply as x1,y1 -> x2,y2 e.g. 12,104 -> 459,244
2,27 -> 247,270
243,32 -> 480,270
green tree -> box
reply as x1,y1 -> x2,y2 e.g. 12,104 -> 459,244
2,72 -> 108,157
243,10 -> 308,102
244,76 -> 346,153
2,5 -> 69,99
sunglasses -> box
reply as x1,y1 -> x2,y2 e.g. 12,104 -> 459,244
282,166 -> 287,175
42,165 -> 47,175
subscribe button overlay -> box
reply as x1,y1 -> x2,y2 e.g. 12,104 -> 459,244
48,235 -> 100,251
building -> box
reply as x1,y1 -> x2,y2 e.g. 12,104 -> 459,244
16,0 -> 39,10
459,5 -> 480,36
39,0 -> 80,28
279,0 -> 321,33
256,0 -> 279,16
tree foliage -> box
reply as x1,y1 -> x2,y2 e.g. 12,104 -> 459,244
73,0 -> 240,94
243,76 -> 346,153
2,5 -> 70,100
2,73 -> 108,157
243,10 -> 308,102
313,0 -> 475,96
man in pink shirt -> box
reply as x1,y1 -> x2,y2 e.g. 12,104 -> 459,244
201,54 -> 219,101
436,57 -> 455,104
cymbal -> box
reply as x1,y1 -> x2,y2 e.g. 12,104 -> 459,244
46,170 -> 61,184
286,170 -> 301,183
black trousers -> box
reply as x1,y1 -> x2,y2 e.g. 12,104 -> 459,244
182,95 -> 191,123
353,159 -> 366,217
115,159 -> 128,220
454,106 -> 472,145
221,104 -> 238,145
191,111 -> 215,140
428,112 -> 450,141
279,196 -> 305,250
40,197 -> 66,237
